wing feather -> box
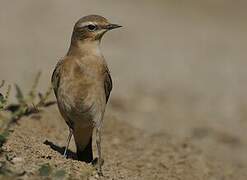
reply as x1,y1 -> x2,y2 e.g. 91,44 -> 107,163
51,59 -> 63,97
104,68 -> 112,103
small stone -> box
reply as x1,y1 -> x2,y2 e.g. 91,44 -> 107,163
95,174 -> 99,179
12,157 -> 23,163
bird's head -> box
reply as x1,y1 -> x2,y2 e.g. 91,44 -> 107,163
72,15 -> 121,42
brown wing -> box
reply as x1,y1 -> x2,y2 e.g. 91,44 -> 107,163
104,68 -> 112,103
51,59 -> 63,97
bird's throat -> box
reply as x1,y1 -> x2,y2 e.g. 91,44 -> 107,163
67,40 -> 102,57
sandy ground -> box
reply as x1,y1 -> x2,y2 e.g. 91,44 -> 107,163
0,106 -> 246,180
1,0 -> 247,179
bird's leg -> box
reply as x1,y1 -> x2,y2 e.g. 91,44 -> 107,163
63,128 -> 73,158
96,127 -> 103,176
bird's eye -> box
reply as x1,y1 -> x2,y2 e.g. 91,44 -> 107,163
87,24 -> 97,31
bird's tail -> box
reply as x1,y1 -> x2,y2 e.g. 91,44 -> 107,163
76,137 -> 93,163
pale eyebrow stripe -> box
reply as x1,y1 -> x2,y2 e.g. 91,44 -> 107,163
78,22 -> 95,28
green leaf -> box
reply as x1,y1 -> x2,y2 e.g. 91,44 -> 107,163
0,81 -> 5,89
28,71 -> 41,102
0,131 -> 9,147
0,94 -> 4,102
53,169 -> 66,179
0,136 -> 6,147
38,164 -> 52,177
0,96 -> 4,110
14,84 -> 24,104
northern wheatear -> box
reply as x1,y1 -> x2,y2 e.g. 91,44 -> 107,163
51,15 -> 121,175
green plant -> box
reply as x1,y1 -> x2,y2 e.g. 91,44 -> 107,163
38,163 -> 67,179
38,163 -> 52,177
0,81 -> 11,110
0,72 -> 55,148
7,72 -> 55,120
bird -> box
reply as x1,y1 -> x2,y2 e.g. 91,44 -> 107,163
51,15 -> 121,175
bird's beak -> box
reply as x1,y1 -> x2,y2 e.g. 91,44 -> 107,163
105,24 -> 122,30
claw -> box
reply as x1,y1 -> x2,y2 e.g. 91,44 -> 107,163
97,169 -> 103,176
92,157 -> 104,166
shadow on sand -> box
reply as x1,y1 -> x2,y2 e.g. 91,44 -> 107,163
44,140 -> 102,166
43,140 -> 77,160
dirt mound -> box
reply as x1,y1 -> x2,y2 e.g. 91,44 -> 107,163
0,106 -> 245,179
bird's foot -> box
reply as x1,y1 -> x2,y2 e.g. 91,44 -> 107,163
92,158 -> 104,176
92,157 -> 104,166
97,169 -> 103,176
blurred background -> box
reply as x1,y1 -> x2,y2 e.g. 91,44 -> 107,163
1,0 -> 247,171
